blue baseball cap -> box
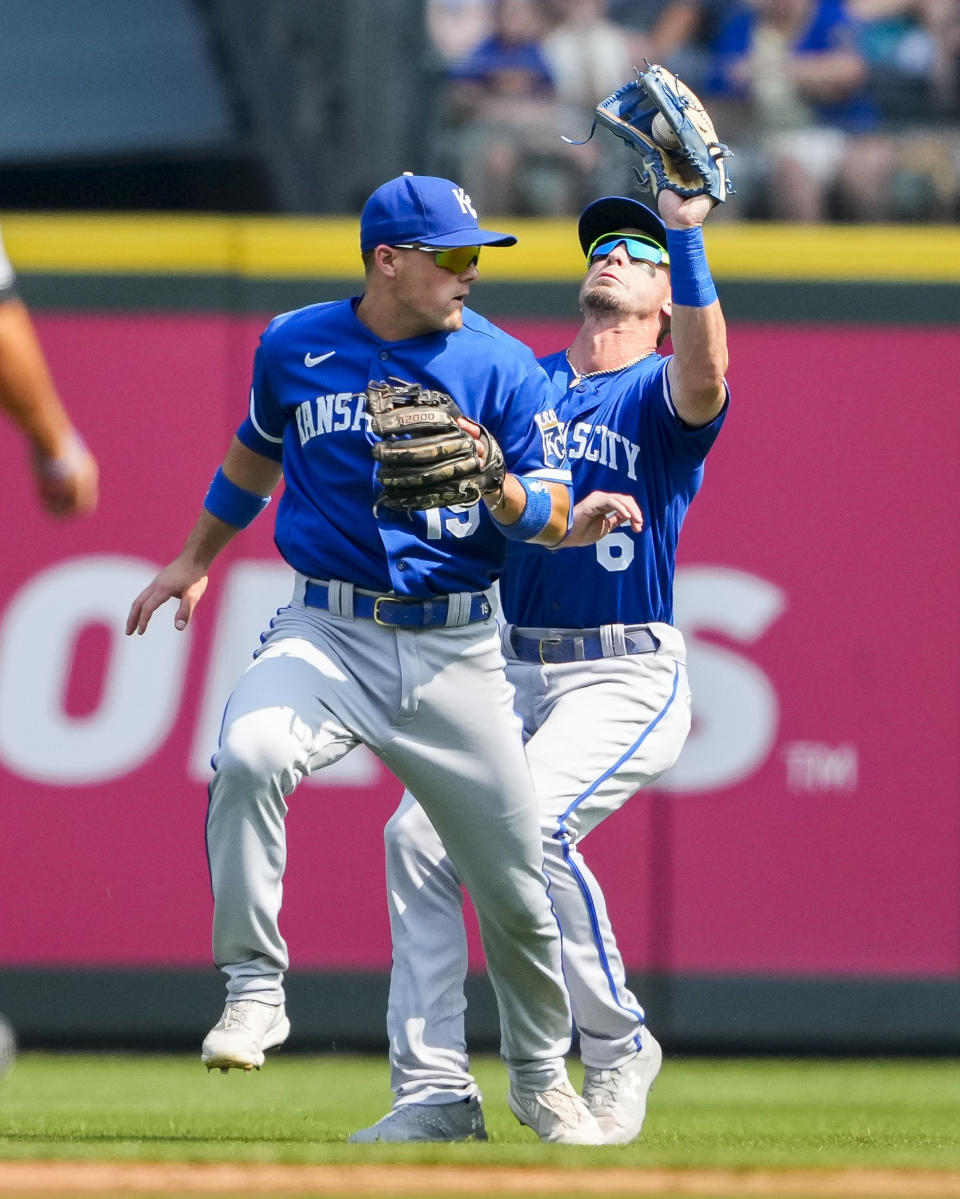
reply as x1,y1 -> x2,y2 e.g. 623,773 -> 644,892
578,197 -> 667,257
360,174 -> 517,252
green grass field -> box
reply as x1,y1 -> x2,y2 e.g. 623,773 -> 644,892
1,1051 -> 959,1197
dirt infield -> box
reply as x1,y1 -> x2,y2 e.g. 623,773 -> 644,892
3,1162 -> 960,1197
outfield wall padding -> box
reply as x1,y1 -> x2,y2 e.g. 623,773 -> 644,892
1,215 -> 957,1051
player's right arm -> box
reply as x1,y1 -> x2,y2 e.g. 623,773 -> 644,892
125,437 -> 282,636
0,292 -> 100,516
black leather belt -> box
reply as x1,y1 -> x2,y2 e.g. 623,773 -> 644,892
508,625 -> 660,664
303,581 -> 493,629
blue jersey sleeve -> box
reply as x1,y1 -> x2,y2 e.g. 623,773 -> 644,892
659,365 -> 729,471
236,333 -> 289,463
490,364 -> 571,488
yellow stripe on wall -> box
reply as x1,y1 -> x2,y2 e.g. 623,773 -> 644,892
3,212 -> 960,283
1,214 -> 236,274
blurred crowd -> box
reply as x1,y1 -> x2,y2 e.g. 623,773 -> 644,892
424,0 -> 960,221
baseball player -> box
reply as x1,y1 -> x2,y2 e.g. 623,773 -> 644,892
0,225 -> 99,517
349,185 -> 729,1144
125,174 -> 636,1146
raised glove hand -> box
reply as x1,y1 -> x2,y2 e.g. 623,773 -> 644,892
366,381 -> 506,514
570,63 -> 734,204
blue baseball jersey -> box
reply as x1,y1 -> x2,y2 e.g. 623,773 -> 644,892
500,350 -> 728,628
235,297 -> 570,598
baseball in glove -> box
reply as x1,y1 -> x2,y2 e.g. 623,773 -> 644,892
565,63 -> 734,203
366,381 -> 506,513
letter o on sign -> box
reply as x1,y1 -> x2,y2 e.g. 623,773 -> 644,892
0,556 -> 189,783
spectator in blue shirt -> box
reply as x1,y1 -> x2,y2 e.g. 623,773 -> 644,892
435,0 -> 600,213
704,0 -> 904,219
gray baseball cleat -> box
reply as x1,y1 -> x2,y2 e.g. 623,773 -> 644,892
201,1000 -> 290,1073
507,1078 -> 605,1145
348,1096 -> 488,1143
582,1028 -> 663,1144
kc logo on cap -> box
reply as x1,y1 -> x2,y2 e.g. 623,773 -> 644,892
451,186 -> 477,218
360,174 -> 517,251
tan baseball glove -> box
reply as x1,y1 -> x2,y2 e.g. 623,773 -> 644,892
366,381 -> 506,513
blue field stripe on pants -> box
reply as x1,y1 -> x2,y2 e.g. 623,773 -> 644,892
553,662 -> 681,1024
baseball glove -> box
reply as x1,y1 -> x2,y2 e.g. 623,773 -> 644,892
569,63 -> 734,203
366,381 -> 506,513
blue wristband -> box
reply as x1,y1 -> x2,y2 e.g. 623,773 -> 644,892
203,467 -> 270,528
666,226 -> 718,308
493,477 -> 553,542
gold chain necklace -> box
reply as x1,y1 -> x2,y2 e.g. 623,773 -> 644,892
565,349 -> 653,387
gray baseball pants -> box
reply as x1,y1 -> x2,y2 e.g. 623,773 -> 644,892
205,579 -> 574,1091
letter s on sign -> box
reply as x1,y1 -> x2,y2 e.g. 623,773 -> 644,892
660,566 -> 787,792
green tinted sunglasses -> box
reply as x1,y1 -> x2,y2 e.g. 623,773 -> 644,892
393,244 -> 482,273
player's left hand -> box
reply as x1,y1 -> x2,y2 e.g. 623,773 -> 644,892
365,382 -> 505,512
557,490 -> 644,548
657,188 -> 715,229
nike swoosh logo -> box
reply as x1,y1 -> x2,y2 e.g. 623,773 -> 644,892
304,350 -> 336,367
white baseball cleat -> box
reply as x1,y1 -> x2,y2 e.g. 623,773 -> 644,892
507,1078 -> 606,1145
201,1000 -> 290,1073
582,1028 -> 663,1144
348,1097 -> 488,1143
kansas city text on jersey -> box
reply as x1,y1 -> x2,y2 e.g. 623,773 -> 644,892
565,420 -> 643,479
294,392 -> 369,445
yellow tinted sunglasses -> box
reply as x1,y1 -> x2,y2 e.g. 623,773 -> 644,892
393,244 -> 482,273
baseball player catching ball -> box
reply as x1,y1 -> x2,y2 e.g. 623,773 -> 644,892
125,174 -> 649,1146
348,183 -> 729,1144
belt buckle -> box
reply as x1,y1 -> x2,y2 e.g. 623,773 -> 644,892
538,636 -> 561,664
373,596 -> 394,627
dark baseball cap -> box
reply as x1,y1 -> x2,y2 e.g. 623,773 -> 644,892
360,173 -> 517,252
578,197 -> 667,257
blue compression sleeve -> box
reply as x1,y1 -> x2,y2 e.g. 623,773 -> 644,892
203,467 -> 271,528
666,226 -> 718,308
492,477 -> 553,542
